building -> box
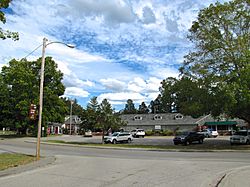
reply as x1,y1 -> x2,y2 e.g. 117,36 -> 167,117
63,115 -> 82,134
47,122 -> 63,135
120,113 -> 247,134
120,113 -> 202,132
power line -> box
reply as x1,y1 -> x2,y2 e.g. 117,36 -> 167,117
23,44 -> 43,59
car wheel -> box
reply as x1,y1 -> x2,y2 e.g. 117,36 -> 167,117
246,140 -> 249,145
127,138 -> 131,143
113,139 -> 117,144
174,142 -> 178,145
184,141 -> 188,146
199,139 -> 203,144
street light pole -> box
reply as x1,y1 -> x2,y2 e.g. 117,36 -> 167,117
36,38 -> 74,160
69,100 -> 73,135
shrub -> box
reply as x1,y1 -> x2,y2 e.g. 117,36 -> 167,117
145,130 -> 154,136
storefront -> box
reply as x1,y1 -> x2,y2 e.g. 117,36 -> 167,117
204,121 -> 237,135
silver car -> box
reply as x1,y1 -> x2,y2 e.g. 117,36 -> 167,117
104,132 -> 133,144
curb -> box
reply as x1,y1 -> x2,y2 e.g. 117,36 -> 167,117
0,156 -> 56,178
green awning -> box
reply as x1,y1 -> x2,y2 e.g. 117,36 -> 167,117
204,121 -> 237,126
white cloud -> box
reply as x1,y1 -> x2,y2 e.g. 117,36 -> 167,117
142,6 -> 156,24
47,44 -> 107,64
63,0 -> 136,26
1,0 -> 227,110
100,78 -> 126,92
56,60 -> 71,75
64,87 -> 90,97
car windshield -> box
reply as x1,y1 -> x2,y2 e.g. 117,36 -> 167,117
177,131 -> 189,136
111,132 -> 119,136
234,131 -> 248,136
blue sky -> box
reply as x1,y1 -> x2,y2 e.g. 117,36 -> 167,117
0,0 -> 228,111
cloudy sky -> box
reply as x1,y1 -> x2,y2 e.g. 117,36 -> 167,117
1,0 -> 227,111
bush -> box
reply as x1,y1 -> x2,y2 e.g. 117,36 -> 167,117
145,130 -> 154,136
162,130 -> 174,136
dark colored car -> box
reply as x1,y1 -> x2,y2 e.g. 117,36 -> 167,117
173,131 -> 205,145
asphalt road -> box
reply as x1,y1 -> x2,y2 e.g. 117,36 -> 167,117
0,137 -> 250,187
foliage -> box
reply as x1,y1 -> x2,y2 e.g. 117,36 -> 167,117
61,98 -> 85,117
123,99 -> 137,114
80,97 -> 126,138
0,57 -> 67,134
138,101 -> 149,114
176,0 -> 249,123
149,94 -> 163,114
96,99 -> 127,143
160,77 -> 213,118
81,97 -> 99,131
0,0 -> 19,41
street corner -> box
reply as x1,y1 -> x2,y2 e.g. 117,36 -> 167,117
217,165 -> 250,187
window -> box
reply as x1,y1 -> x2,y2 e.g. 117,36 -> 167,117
175,114 -> 183,120
134,116 -> 142,120
154,115 -> 162,120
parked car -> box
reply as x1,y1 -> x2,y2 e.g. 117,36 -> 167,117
198,129 -> 219,138
104,132 -> 133,144
131,129 -> 145,138
198,129 -> 212,138
84,130 -> 92,137
211,130 -> 219,138
230,130 -> 250,145
173,131 -> 205,145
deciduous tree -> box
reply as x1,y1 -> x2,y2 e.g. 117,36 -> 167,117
0,57 -> 66,134
0,0 -> 19,40
180,0 -> 250,123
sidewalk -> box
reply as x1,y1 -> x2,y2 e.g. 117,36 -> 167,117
218,166 -> 250,187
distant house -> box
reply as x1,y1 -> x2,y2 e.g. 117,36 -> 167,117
47,122 -> 63,135
63,115 -> 82,134
120,113 -> 247,134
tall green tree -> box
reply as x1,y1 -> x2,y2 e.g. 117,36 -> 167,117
0,0 -> 18,40
160,77 -> 213,118
81,96 -> 99,131
97,99 -> 126,144
180,0 -> 250,123
138,102 -> 149,114
159,78 -> 178,113
123,99 -> 137,114
0,57 -> 67,134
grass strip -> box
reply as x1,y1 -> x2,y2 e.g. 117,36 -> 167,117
0,153 -> 35,171
46,140 -> 250,151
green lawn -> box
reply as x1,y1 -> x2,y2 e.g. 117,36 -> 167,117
46,140 -> 250,151
0,153 -> 35,171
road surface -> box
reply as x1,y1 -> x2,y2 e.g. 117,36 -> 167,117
0,137 -> 250,187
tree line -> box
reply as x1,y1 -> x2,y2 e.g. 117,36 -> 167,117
0,58 -> 125,136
